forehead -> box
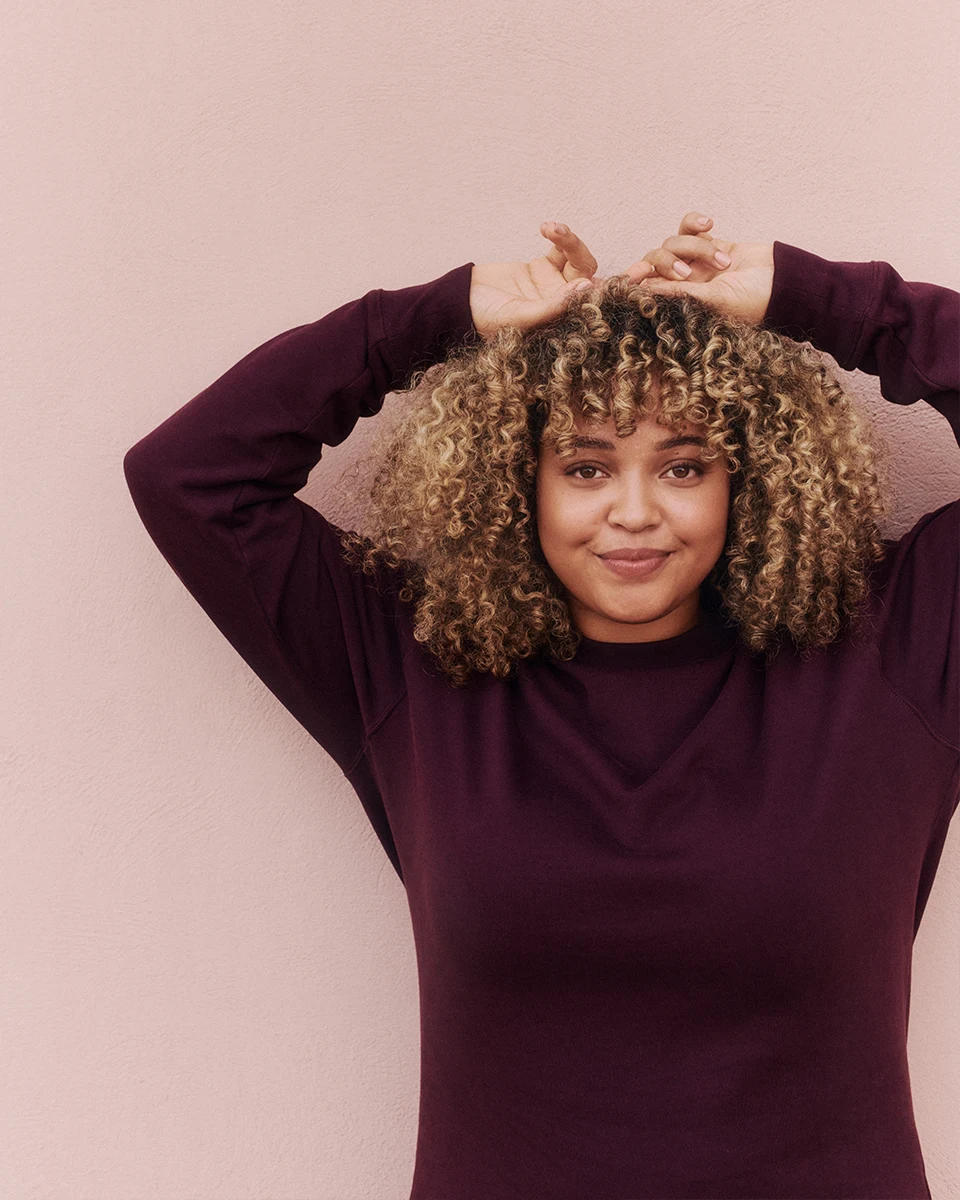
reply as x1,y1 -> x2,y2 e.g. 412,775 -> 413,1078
566,412 -> 707,448
572,412 -> 703,435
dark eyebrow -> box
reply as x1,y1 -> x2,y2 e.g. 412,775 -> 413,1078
564,434 -> 707,453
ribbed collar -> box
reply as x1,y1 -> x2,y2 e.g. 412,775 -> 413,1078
572,603 -> 739,668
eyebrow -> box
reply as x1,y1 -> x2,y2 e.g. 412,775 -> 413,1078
562,434 -> 707,453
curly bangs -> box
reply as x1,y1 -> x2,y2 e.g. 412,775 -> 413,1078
337,274 -> 892,687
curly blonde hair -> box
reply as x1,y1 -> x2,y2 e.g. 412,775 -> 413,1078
337,275 -> 892,687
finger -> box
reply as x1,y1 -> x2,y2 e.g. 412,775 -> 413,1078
541,223 -> 599,278
621,260 -> 657,284
679,211 -> 713,236
660,234 -> 733,271
539,221 -> 599,279
643,242 -> 732,281
642,246 -> 703,280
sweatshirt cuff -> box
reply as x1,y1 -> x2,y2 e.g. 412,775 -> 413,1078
376,261 -> 478,391
759,241 -> 881,370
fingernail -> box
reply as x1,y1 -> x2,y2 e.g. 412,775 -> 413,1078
673,261 -> 691,277
573,279 -> 591,291
698,216 -> 711,226
715,252 -> 732,267
556,223 -> 569,235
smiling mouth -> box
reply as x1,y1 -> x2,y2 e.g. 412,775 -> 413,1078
596,552 -> 672,579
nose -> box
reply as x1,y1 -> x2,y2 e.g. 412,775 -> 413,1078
606,472 -> 663,531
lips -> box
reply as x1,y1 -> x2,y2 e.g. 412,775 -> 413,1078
597,549 -> 671,562
597,551 -> 671,580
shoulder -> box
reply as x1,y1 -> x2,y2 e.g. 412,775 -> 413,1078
868,499 -> 959,750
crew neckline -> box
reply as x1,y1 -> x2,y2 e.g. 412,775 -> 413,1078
572,603 -> 739,668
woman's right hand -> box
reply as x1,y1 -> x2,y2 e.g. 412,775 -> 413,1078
469,221 -> 600,341
621,211 -> 775,327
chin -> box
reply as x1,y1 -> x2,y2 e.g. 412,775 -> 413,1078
592,594 -> 671,622
611,608 -> 671,627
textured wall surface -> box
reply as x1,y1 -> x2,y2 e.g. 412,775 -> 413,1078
3,0 -> 959,1196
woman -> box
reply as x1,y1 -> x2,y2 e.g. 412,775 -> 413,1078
123,210 -> 959,1200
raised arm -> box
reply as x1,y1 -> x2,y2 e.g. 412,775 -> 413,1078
121,215 -> 602,783
122,262 -> 477,777
623,213 -> 959,444
626,211 -> 959,752
757,242 -> 959,753
760,241 -> 960,447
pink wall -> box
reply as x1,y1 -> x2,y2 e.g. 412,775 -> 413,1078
4,1 -> 959,1196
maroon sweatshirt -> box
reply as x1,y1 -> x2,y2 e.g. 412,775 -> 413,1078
123,243 -> 959,1200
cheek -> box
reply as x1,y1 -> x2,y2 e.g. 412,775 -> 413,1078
536,480 -> 593,551
687,494 -> 726,531
535,486 -> 557,556
692,483 -> 732,551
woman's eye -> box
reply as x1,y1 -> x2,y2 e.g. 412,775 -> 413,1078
667,461 -> 705,480
568,464 -> 603,480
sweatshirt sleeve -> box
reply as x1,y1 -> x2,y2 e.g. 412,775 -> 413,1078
123,261 -> 478,777
760,242 -> 960,752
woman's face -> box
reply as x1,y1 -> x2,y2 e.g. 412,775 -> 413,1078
535,408 -> 732,643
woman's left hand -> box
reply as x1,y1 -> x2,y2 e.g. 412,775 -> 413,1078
621,211 -> 775,326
